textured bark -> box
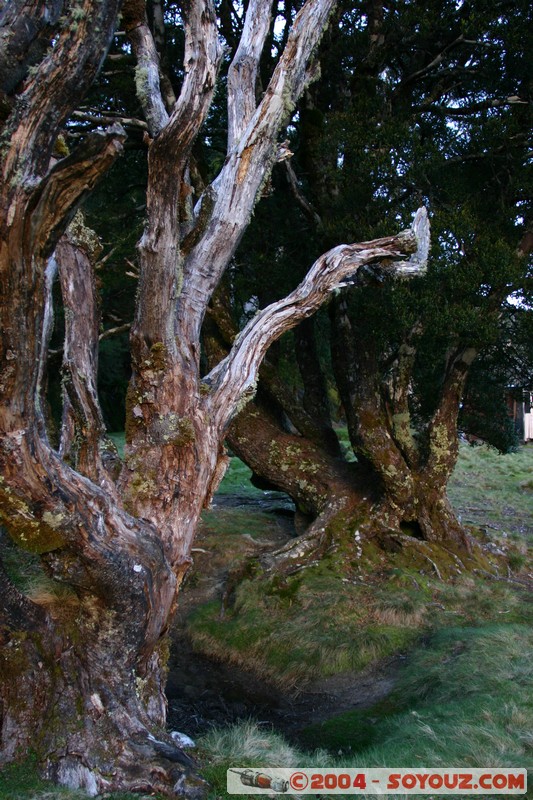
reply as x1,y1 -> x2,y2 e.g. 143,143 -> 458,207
0,0 -> 190,793
56,215 -> 120,488
0,0 -> 64,97
178,0 -> 340,349
330,296 -> 472,550
0,0 -> 429,794
217,295 -> 473,565
0,430 -> 186,792
204,289 -> 349,513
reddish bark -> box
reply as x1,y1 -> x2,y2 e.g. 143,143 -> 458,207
0,0 -> 428,793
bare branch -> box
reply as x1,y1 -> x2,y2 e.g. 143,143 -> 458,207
285,160 -> 322,226
123,0 -> 170,137
206,208 -> 429,431
227,0 -> 274,152
150,0 -> 177,111
415,96 -> 529,117
0,0 -> 63,96
36,254 -> 58,439
56,216 -> 119,489
130,0 -> 222,352
71,110 -> 149,132
28,125 -> 126,258
396,33 -> 483,90
3,0 -> 122,181
180,0 -> 338,346
99,323 -> 132,342
154,0 -> 222,158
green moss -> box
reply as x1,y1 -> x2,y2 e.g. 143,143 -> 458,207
70,5 -> 86,21
149,342 -> 168,371
430,422 -> 454,474
151,413 -> 196,447
0,631 -> 29,681
53,134 -> 70,158
134,65 -> 150,106
67,212 -> 102,260
234,381 -> 258,416
128,469 -> 157,502
0,485 -> 66,554
266,574 -> 302,605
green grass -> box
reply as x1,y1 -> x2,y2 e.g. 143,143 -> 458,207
298,624 -> 533,762
187,547 -> 431,687
198,626 -> 533,797
108,430 -> 125,457
185,445 -> 533,685
216,459 -> 264,497
448,442 -> 533,537
189,443 -> 533,798
3,441 -> 531,798
199,624 -> 533,797
187,473 -> 533,687
187,543 -> 532,686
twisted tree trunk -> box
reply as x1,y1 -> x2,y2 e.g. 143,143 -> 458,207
0,0 -> 428,793
329,294 -> 474,550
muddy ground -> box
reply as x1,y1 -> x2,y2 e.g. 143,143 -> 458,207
167,634 -> 400,742
166,492 -> 399,745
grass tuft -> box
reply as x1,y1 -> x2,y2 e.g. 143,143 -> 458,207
200,719 -> 303,767
298,623 -> 533,770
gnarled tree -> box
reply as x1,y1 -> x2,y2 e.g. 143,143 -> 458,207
205,0 -> 532,571
0,0 -> 428,794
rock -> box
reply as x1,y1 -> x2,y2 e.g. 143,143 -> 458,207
170,730 -> 196,748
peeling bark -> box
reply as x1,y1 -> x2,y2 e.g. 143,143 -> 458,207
207,210 -> 428,432
0,0 -> 432,794
0,0 -> 64,97
56,215 -> 120,488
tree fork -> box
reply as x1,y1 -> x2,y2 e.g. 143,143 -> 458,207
0,0 -> 434,793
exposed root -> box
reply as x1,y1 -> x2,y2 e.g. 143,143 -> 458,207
46,731 -> 208,798
219,502 -> 347,614
259,499 -> 346,574
472,568 -> 533,591
386,534 -> 445,578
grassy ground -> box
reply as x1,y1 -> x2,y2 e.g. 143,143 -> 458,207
198,619 -> 533,796
1,442 -> 532,798
186,444 -> 532,688
448,442 -> 533,538
191,443 -> 533,798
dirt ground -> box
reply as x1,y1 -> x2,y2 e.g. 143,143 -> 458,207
167,633 -> 400,740
167,493 -> 400,743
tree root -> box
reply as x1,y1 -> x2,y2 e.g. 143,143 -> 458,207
472,568 -> 533,591
45,729 -> 208,798
258,499 -> 346,574
219,500 -> 347,614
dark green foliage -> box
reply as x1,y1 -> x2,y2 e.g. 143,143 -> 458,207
460,362 -> 519,453
98,333 -> 131,431
298,625 -> 533,765
230,0 -> 533,462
